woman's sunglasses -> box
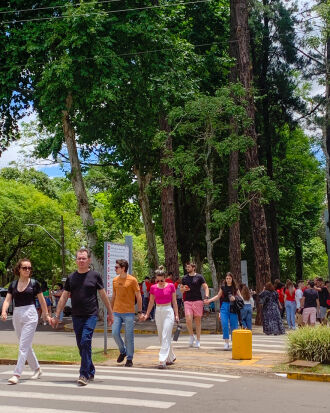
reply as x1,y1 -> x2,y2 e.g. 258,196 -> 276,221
21,266 -> 32,271
157,279 -> 165,283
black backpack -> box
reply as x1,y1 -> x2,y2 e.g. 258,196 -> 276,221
11,278 -> 37,295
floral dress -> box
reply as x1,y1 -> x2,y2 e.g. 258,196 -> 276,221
259,290 -> 285,335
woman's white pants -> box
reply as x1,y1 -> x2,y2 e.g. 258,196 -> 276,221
12,305 -> 39,376
155,305 -> 176,364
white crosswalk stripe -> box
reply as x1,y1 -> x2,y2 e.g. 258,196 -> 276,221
0,365 -> 240,412
147,334 -> 287,354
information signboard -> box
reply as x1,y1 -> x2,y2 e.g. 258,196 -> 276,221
104,242 -> 129,297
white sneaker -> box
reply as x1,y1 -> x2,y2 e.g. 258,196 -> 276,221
189,335 -> 196,347
8,375 -> 19,385
31,368 -> 42,380
224,342 -> 230,351
193,340 -> 200,348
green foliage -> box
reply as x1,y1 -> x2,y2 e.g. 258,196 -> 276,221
287,326 -> 330,363
0,167 -> 58,199
279,237 -> 328,281
0,176 -> 83,282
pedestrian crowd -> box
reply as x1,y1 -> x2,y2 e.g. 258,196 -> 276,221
1,252 -> 329,386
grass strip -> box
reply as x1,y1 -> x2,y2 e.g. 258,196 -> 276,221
0,344 -> 117,363
273,362 -> 330,375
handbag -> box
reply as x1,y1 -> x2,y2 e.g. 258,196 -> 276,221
173,323 -> 182,341
230,296 -> 244,314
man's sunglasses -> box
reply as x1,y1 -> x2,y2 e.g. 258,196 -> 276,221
115,265 -> 122,269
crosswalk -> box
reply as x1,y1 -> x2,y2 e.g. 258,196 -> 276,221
0,364 -> 241,412
147,334 -> 287,354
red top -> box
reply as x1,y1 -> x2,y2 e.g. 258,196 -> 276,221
277,288 -> 284,303
285,288 -> 296,301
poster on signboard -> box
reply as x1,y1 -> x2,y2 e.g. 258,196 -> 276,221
104,242 -> 129,297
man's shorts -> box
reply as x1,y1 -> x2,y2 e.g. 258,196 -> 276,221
302,307 -> 316,325
184,300 -> 204,317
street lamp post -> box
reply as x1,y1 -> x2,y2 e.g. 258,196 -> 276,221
25,216 -> 66,278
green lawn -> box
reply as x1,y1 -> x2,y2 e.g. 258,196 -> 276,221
274,362 -> 330,375
0,344 -> 117,363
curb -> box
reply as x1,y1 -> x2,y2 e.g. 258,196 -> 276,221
64,324 -> 216,335
0,359 -> 78,366
287,372 -> 330,382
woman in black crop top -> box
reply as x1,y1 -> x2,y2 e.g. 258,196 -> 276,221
1,258 -> 50,384
204,272 -> 242,350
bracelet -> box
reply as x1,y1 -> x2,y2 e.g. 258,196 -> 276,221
53,314 -> 58,319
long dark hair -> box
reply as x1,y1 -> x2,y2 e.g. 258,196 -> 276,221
241,284 -> 251,301
222,272 -> 238,295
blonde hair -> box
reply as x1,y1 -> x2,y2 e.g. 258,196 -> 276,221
155,266 -> 166,277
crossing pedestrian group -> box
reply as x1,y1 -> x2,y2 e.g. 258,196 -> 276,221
1,251 -> 330,385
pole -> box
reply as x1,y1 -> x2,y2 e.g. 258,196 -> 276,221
125,235 -> 133,274
103,242 -> 108,354
61,216 -> 66,279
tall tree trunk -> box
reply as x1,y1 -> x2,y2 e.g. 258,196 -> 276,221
325,36 -> 330,240
62,94 -> 102,275
230,0 -> 271,324
294,240 -> 303,282
228,17 -> 242,283
134,167 -> 159,273
159,117 -> 180,278
204,146 -> 221,331
228,151 -> 241,282
260,0 -> 280,282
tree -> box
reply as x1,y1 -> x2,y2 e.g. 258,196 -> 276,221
0,177 -> 83,285
229,0 -> 271,295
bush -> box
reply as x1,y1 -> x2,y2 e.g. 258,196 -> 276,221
287,326 -> 330,363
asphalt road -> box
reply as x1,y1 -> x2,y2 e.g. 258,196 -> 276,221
0,364 -> 327,413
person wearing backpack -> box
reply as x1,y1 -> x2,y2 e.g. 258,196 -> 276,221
0,258 -> 51,384
204,272 -> 242,350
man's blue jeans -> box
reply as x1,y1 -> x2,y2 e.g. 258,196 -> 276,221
72,315 -> 98,379
220,302 -> 238,339
112,313 -> 135,360
240,304 -> 252,330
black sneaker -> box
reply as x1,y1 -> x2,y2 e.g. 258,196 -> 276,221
125,359 -> 133,367
77,376 -> 88,386
117,353 -> 126,363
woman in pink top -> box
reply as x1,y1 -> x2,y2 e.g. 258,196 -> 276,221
142,266 -> 179,369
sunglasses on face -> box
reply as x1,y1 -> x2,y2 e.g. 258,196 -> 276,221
157,279 -> 165,283
115,265 -> 122,269
21,266 -> 32,271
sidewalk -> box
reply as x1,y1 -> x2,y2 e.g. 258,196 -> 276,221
64,313 -> 289,376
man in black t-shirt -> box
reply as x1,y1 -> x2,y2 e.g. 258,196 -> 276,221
181,262 -> 209,348
301,281 -> 319,326
51,248 -> 114,386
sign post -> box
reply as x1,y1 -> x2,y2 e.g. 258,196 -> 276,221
103,239 -> 133,354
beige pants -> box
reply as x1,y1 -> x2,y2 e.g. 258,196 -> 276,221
155,305 -> 176,364
13,304 -> 39,376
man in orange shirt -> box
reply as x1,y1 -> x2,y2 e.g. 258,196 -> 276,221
111,259 -> 143,367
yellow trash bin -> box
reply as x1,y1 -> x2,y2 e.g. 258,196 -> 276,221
232,329 -> 252,360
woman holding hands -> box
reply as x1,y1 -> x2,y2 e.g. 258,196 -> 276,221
204,272 -> 241,350
142,266 -> 179,369
1,258 -> 51,384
